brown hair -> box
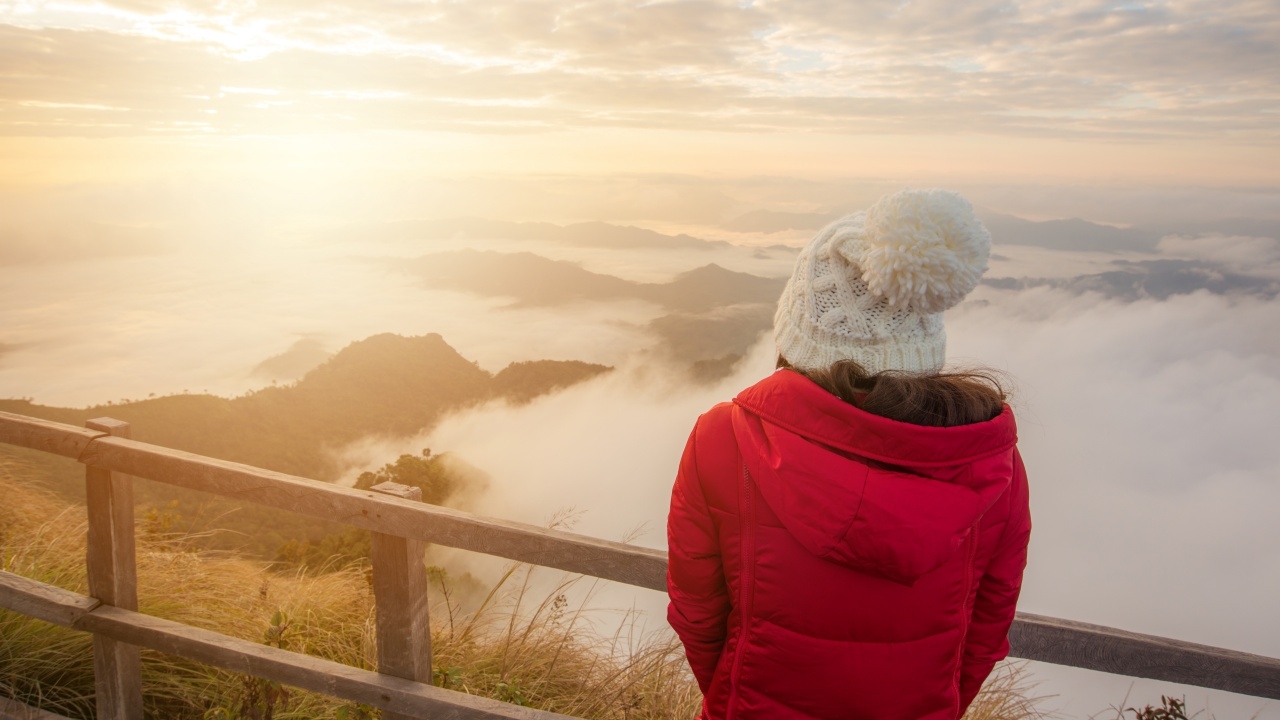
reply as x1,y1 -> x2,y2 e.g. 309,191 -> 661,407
777,357 -> 1007,428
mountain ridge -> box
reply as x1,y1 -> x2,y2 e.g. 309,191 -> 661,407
0,332 -> 611,558
719,207 -> 1280,253
368,217 -> 730,250
407,249 -> 786,313
0,332 -> 609,482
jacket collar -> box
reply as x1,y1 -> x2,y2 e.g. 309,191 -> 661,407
733,368 -> 1017,468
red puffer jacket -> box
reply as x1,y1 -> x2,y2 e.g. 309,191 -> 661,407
667,369 -> 1031,720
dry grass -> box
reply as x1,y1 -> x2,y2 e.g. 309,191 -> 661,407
967,662 -> 1054,720
0,457 -> 1043,719
427,564 -> 701,718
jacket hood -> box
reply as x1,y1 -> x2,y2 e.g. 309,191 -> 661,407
731,369 -> 1018,586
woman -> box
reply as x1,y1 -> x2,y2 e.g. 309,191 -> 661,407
667,189 -> 1031,720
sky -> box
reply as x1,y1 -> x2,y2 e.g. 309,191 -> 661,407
3,1 -> 1280,718
2,0 -> 1279,190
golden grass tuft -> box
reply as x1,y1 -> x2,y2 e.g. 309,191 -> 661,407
1,456 -> 1043,719
966,662 -> 1054,720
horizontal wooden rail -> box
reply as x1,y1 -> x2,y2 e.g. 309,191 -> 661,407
1010,613 -> 1280,700
0,571 -> 574,720
3,410 -> 1280,703
0,412 -> 107,459
0,411 -> 667,592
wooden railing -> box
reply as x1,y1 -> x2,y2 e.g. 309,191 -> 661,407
0,410 -> 1277,720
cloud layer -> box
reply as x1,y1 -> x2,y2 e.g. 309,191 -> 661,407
2,0 -> 1277,142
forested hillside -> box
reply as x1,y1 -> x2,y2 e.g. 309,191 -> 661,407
0,333 -> 609,558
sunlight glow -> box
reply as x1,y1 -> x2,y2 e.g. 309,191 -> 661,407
0,1 -> 1274,183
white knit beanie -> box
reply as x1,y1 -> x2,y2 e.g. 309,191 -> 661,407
773,189 -> 991,375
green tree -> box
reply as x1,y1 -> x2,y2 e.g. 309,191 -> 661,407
354,448 -> 459,505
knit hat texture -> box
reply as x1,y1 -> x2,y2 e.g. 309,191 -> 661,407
773,189 -> 991,375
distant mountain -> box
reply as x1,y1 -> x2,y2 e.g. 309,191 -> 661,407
381,217 -> 727,250
967,212 -> 1277,252
549,220 -> 726,250
721,206 -> 1280,253
975,211 -> 1163,253
1138,217 -> 1280,241
409,250 -> 636,306
407,249 -> 786,313
1,333 -> 609,483
251,336 -> 332,382
659,264 -> 786,313
648,304 -> 774,367
722,210 -> 838,234
0,333 -> 610,558
404,251 -> 786,378
491,359 -> 614,405
984,259 -> 1280,300
720,207 -> 1166,252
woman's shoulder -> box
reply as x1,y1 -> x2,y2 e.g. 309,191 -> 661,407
683,402 -> 743,511
700,400 -> 736,423
690,401 -> 736,448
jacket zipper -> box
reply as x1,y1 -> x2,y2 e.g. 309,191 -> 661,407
725,463 -> 756,720
951,523 -> 981,719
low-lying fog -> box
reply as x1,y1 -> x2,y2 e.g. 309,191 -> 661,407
2,193 -> 1278,718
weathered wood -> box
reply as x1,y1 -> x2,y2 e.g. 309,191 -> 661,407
77,605 -> 576,719
0,411 -> 106,460
84,418 -> 142,720
370,482 -> 434,720
371,481 -> 422,501
77,435 -> 668,591
0,695 -> 76,720
1009,612 -> 1280,700
86,418 -> 139,610
0,570 -> 100,627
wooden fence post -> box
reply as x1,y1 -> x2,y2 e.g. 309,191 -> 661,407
84,418 -> 142,720
369,482 -> 432,720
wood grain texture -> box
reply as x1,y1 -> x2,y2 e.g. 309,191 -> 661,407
370,482 -> 434,720
0,695 -> 76,720
0,570 -> 100,627
84,419 -> 143,720
84,419 -> 138,610
0,411 -> 105,460
370,481 -> 421,500
77,435 -> 668,591
1010,612 -> 1280,700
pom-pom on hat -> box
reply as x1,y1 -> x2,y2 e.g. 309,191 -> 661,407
774,189 -> 991,375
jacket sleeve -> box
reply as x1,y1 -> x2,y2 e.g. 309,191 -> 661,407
666,417 -> 731,695
958,449 -> 1032,713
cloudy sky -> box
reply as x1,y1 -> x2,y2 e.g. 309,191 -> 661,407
2,0 -> 1278,189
